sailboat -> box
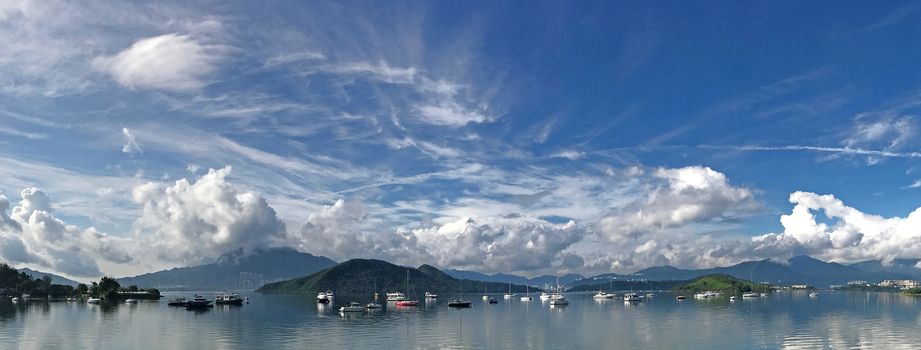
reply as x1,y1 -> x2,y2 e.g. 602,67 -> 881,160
594,280 -> 616,299
503,282 -> 515,299
395,269 -> 419,307
448,279 -> 472,308
549,276 -> 568,306
482,286 -> 489,301
520,285 -> 532,301
366,278 -> 382,309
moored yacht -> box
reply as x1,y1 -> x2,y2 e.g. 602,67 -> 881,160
593,291 -> 615,299
339,302 -> 365,312
425,291 -> 438,299
521,285 -> 533,301
365,302 -> 382,309
386,292 -> 406,301
87,297 -> 102,304
549,295 -> 568,306
503,282 -> 515,299
539,292 -> 553,300
167,297 -> 189,306
394,269 -> 419,307
186,295 -> 213,309
695,291 -> 721,299
623,293 -> 642,302
317,291 -> 333,304
216,292 -> 244,305
125,299 -> 138,304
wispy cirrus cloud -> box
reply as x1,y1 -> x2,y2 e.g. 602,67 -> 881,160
698,144 -> 921,159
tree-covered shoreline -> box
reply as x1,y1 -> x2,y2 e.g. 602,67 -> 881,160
1,264 -> 160,300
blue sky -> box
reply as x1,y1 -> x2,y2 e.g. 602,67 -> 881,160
2,1 -> 921,280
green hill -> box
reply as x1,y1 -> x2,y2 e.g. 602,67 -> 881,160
257,259 -> 536,295
672,274 -> 772,294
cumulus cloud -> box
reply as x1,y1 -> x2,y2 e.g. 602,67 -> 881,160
121,127 -> 141,155
131,166 -> 287,265
288,198 -> 588,275
94,33 -> 224,91
744,191 -> 921,264
596,166 -> 756,241
0,188 -> 131,277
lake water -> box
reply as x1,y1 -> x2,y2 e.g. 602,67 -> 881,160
2,291 -> 921,349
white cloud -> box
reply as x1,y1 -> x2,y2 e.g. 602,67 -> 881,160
94,33 -> 223,92
597,166 -> 756,241
843,116 -> 917,164
549,150 -> 585,160
121,128 -> 141,155
288,199 -> 588,275
414,101 -> 491,127
327,60 -> 418,84
0,126 -> 48,140
131,166 -> 287,266
0,188 -> 131,278
745,191 -> 921,263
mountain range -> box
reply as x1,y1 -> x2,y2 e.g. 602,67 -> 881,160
117,248 -> 336,290
258,258 -> 536,295
18,268 -> 82,286
573,255 -> 921,288
443,269 -> 585,287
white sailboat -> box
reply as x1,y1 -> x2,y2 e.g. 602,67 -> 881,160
549,277 -> 568,306
503,282 -> 515,299
482,286 -> 489,301
520,285 -> 532,301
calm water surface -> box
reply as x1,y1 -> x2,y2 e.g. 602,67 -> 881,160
2,291 -> 921,349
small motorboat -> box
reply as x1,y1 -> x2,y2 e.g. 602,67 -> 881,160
539,292 -> 553,301
742,292 -> 759,298
185,295 -> 213,309
365,302 -> 382,309
425,291 -> 438,299
676,295 -> 687,300
339,302 -> 365,312
448,299 -> 472,308
167,297 -> 189,306
396,300 -> 419,307
809,292 -> 819,298
11,297 -> 20,303
125,299 -> 138,304
549,295 -> 569,306
488,298 -> 498,304
623,293 -> 642,302
760,293 -> 768,297
730,296 -> 738,301
87,298 -> 102,304
645,293 -> 655,298
215,292 -> 244,305
317,291 -> 333,304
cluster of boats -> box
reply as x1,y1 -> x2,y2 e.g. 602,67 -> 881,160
166,293 -> 247,309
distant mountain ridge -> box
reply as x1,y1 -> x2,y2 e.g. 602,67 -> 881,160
17,268 -> 82,286
258,259 -> 537,294
118,248 -> 336,290
443,269 -> 584,287
579,255 -> 921,288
